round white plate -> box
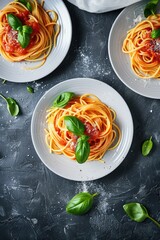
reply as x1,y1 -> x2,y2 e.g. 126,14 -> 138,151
0,0 -> 72,83
31,78 -> 133,181
108,0 -> 160,99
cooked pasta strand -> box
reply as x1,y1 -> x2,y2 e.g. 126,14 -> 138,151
122,14 -> 160,79
45,94 -> 121,162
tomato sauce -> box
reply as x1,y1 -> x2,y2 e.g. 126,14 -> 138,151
68,121 -> 100,151
143,30 -> 160,62
2,11 -> 40,55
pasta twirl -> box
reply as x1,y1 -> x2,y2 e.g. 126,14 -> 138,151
0,0 -> 60,69
45,94 -> 121,162
122,14 -> 160,79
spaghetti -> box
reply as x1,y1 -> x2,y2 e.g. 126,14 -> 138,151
45,93 -> 121,162
0,0 -> 60,69
122,14 -> 160,79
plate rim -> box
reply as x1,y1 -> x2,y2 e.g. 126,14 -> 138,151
31,78 -> 134,181
0,0 -> 72,83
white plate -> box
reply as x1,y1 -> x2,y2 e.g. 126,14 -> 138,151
31,78 -> 133,181
108,0 -> 160,99
0,0 -> 72,83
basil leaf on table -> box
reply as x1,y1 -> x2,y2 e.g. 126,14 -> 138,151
7,13 -> 22,30
27,86 -> 34,93
75,135 -> 90,164
66,192 -> 98,215
0,94 -> 20,116
151,29 -> 160,39
123,202 -> 160,228
53,92 -> 75,108
144,0 -> 159,18
64,116 -> 85,136
142,136 -> 153,156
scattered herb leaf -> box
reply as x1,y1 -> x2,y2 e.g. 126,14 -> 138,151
0,94 -> 20,116
123,202 -> 160,228
27,86 -> 34,93
2,79 -> 6,84
142,136 -> 153,156
66,192 -> 98,215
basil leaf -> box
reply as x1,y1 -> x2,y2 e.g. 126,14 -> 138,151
15,0 -> 27,4
144,0 -> 159,18
64,116 -> 85,136
123,202 -> 160,228
0,94 -> 19,116
27,86 -> 34,93
22,25 -> 33,34
75,136 -> 90,164
17,26 -> 22,32
26,2 -> 32,12
6,98 -> 20,116
123,203 -> 148,222
142,136 -> 153,156
53,92 -> 75,108
7,14 -> 22,30
18,31 -> 30,48
17,25 -> 32,34
2,79 -> 6,84
151,29 -> 160,39
15,0 -> 32,11
66,192 -> 98,215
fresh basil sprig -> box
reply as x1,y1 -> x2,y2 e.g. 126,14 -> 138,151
15,0 -> 32,12
144,0 -> 159,18
7,14 -> 22,30
64,116 -> 85,136
54,93 -> 91,163
151,29 -> 160,39
75,135 -> 90,164
64,116 -> 90,163
7,14 -> 33,49
0,94 -> 20,116
66,192 -> 98,215
142,136 -> 153,156
53,92 -> 75,108
123,203 -> 160,228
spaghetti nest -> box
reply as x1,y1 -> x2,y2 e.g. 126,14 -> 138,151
122,14 -> 160,79
0,0 -> 60,69
45,94 -> 121,162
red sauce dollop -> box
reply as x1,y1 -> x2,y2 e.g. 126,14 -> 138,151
2,11 -> 40,55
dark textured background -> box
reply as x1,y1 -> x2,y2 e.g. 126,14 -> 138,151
0,1 -> 160,239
